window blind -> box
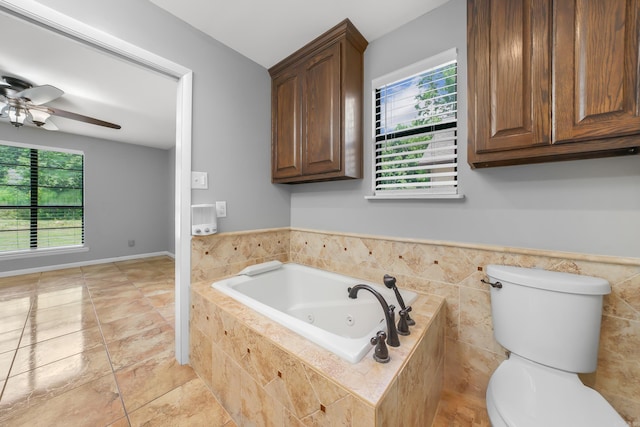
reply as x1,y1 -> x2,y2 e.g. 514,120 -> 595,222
372,49 -> 458,197
0,143 -> 84,253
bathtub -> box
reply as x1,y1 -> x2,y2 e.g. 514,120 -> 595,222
211,261 -> 417,363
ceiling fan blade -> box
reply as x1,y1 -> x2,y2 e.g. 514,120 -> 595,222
41,119 -> 59,131
16,84 -> 64,105
48,107 -> 121,129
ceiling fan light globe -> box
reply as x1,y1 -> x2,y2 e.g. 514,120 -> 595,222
8,106 -> 26,127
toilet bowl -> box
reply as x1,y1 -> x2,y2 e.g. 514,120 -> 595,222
486,355 -> 627,427
484,265 -> 628,427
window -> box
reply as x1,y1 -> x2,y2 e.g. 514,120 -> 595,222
0,142 -> 84,254
370,48 -> 459,199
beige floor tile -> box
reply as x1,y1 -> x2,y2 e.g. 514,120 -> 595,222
0,349 -> 15,379
146,291 -> 174,308
94,298 -> 155,324
128,377 -> 231,427
0,273 -> 39,288
37,277 -> 84,291
0,312 -> 28,334
0,329 -> 23,354
116,351 -> 197,412
106,416 -> 131,427
133,278 -> 173,297
28,299 -> 96,324
91,288 -> 146,309
39,267 -> 83,281
82,263 -> 122,277
20,312 -> 99,348
10,326 -> 103,376
34,286 -> 91,309
432,390 -> 490,427
0,345 -> 112,416
0,373 -> 126,426
101,310 -> 168,343
89,283 -> 139,298
83,275 -> 129,289
0,298 -> 31,319
107,324 -> 174,370
156,304 -> 175,325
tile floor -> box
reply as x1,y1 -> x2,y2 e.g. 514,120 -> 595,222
0,256 -> 234,427
0,256 -> 488,426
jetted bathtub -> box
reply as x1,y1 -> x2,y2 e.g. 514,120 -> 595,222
211,261 -> 417,363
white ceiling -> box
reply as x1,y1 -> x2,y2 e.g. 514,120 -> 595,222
0,10 -> 177,149
0,0 -> 449,149
150,0 -> 452,69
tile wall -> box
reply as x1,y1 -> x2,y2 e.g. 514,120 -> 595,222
189,280 -> 445,426
191,227 -> 640,425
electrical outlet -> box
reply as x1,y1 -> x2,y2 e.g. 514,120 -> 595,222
216,201 -> 227,217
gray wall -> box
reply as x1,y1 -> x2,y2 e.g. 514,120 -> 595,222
9,0 -> 639,269
0,125 -> 173,272
290,0 -> 640,258
2,0 -> 290,271
35,0 -> 291,233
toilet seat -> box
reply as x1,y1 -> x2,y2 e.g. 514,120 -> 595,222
487,355 -> 628,427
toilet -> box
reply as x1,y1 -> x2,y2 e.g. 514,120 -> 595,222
484,265 -> 628,427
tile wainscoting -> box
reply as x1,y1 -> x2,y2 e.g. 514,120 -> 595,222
191,227 -> 640,426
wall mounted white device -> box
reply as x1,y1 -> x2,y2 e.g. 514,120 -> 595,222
191,204 -> 217,236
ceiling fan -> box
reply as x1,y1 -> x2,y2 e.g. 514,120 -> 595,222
0,75 -> 121,130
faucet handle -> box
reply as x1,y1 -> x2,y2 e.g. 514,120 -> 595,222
397,307 -> 411,335
371,331 -> 390,363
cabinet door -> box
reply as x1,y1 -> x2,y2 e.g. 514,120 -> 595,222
272,70 -> 302,179
553,0 -> 640,143
468,0 -> 551,154
302,42 -> 341,175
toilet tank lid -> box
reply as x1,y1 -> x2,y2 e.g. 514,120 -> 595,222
486,265 -> 610,295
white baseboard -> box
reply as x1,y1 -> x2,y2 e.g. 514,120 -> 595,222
0,251 -> 175,278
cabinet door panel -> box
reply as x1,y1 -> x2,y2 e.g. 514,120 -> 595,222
272,72 -> 301,179
470,0 -> 550,154
554,0 -> 640,143
303,42 -> 341,174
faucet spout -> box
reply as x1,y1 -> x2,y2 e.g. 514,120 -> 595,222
348,284 -> 400,347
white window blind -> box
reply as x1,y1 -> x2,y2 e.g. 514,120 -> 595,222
371,48 -> 458,198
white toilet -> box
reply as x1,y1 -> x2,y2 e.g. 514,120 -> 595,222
484,265 -> 628,427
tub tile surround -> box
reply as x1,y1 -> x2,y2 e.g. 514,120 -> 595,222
191,228 -> 640,425
190,274 -> 446,426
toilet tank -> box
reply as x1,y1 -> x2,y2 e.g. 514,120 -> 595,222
486,265 -> 610,373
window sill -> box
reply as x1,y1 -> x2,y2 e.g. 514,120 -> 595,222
365,193 -> 465,200
0,245 -> 89,261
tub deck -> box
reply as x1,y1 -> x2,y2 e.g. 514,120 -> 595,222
211,263 -> 418,363
191,271 -> 446,425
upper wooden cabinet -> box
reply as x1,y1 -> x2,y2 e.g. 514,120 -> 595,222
269,19 -> 368,183
468,0 -> 640,168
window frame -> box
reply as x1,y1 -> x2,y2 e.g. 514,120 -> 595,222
0,140 -> 87,258
366,48 -> 464,200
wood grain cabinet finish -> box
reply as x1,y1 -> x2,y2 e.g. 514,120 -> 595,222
468,0 -> 640,168
269,19 -> 367,183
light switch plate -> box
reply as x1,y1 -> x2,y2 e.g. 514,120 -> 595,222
191,171 -> 208,189
216,201 -> 227,217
